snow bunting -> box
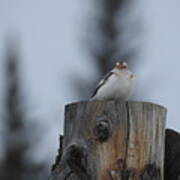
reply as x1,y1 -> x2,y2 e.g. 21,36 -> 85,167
90,62 -> 135,101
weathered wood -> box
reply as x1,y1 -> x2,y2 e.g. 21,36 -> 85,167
49,100 -> 167,180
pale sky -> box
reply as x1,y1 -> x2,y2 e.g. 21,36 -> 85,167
0,0 -> 180,166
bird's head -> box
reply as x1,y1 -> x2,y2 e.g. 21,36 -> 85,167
115,62 -> 128,70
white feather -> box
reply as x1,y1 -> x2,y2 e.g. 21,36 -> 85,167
91,68 -> 135,101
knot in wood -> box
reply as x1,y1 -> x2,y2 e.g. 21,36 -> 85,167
93,119 -> 111,142
65,144 -> 88,174
140,163 -> 161,180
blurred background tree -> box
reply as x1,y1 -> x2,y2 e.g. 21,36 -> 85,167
0,38 -> 48,180
74,0 -> 140,99
0,0 -> 141,178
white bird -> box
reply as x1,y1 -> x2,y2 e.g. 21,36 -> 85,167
90,62 -> 135,101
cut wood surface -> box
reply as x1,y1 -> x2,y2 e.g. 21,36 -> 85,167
49,100 -> 167,180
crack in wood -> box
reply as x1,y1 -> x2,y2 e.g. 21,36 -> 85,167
125,102 -> 130,169
49,101 -> 166,180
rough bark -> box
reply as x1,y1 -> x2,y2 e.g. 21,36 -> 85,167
164,129 -> 180,180
49,100 -> 167,180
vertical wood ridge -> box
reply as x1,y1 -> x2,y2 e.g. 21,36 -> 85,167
124,101 -> 130,169
49,100 -> 167,180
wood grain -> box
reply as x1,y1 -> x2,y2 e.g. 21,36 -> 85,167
49,100 -> 167,180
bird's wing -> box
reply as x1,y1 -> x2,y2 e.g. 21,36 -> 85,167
91,71 -> 113,98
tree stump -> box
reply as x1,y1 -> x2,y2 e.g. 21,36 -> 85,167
49,100 -> 167,180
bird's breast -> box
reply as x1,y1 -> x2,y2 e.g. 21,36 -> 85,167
92,73 -> 134,101
109,75 -> 134,99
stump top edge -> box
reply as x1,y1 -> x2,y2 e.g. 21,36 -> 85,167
65,100 -> 167,111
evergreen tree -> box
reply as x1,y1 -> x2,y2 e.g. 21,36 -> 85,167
0,38 -> 48,180
74,0 -> 139,99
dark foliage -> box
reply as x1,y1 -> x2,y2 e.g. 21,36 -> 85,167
74,0 -> 139,99
0,39 -> 48,180
90,0 -> 137,75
